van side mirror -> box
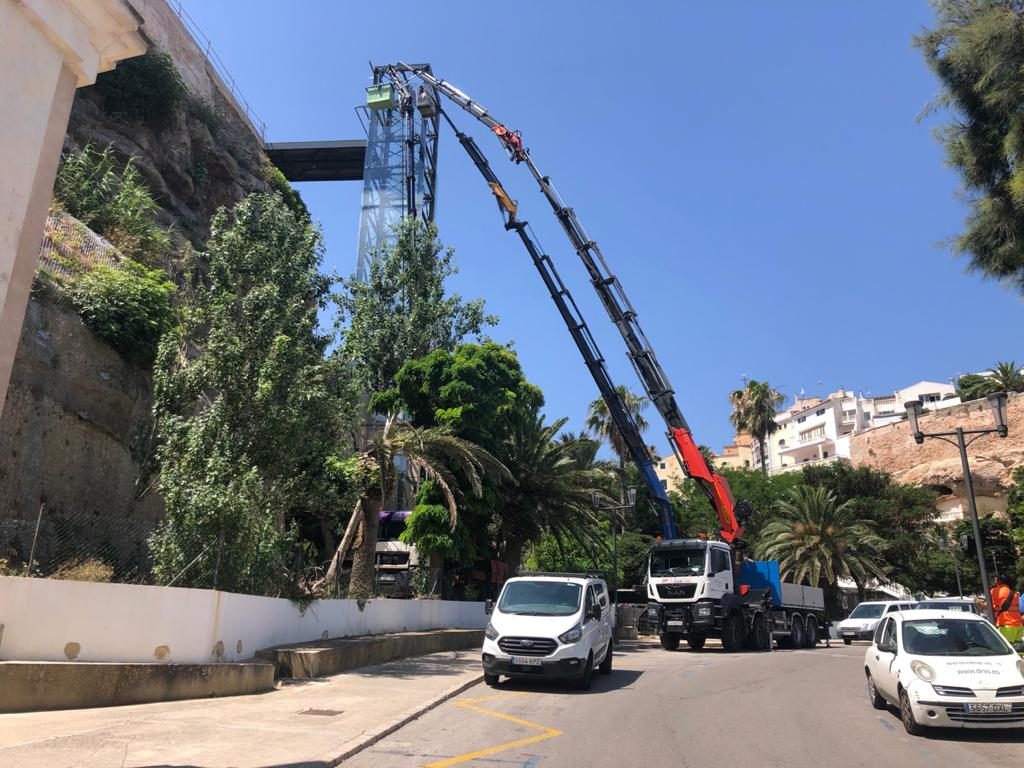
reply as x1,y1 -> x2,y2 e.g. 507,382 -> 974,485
485,599 -> 494,615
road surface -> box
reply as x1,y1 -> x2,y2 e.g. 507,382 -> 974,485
345,640 -> 1021,768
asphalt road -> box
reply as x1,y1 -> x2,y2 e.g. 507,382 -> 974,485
344,640 -> 1022,768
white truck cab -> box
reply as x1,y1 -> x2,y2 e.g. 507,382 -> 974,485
482,573 -> 614,690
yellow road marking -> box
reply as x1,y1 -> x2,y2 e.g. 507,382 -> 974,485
423,693 -> 562,768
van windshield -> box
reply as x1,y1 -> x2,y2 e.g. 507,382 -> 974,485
651,548 -> 706,576
848,604 -> 886,619
498,581 -> 582,616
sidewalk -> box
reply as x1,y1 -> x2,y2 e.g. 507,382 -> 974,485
0,649 -> 483,768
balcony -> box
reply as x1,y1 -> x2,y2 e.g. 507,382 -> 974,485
769,455 -> 845,476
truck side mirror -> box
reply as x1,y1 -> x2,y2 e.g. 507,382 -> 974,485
485,599 -> 494,615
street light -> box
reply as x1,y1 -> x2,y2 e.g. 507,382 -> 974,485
904,392 -> 1009,623
591,486 -> 637,603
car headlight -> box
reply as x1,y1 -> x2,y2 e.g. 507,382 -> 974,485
558,624 -> 582,644
485,622 -> 499,641
911,660 -> 936,682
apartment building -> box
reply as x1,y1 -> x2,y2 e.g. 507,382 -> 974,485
751,380 -> 957,475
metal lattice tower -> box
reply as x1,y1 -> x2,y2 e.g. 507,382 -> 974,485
354,64 -> 439,282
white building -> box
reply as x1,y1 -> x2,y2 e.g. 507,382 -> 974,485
752,380 -> 958,475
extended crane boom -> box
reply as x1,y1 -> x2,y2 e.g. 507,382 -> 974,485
390,64 -> 746,544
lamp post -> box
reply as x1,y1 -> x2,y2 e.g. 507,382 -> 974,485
904,392 -> 1009,624
592,486 -> 637,604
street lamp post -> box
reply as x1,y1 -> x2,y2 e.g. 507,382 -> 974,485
904,392 -> 1009,624
592,486 -> 637,604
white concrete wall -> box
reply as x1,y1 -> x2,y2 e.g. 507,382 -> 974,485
0,576 -> 486,664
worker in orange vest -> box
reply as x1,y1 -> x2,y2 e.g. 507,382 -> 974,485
989,574 -> 1023,649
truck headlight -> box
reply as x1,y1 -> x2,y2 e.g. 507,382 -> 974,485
485,622 -> 499,641
558,624 -> 582,644
694,604 -> 713,618
911,660 -> 935,682
647,605 -> 661,619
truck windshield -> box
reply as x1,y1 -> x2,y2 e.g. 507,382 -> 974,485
498,581 -> 582,616
650,548 -> 706,576
902,619 -> 1012,656
848,604 -> 885,619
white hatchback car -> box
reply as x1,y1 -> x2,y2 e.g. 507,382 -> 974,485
864,609 -> 1024,734
482,573 -> 614,690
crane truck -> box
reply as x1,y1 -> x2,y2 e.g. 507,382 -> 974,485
377,64 -> 826,652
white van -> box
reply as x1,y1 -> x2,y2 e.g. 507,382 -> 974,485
836,600 -> 915,644
482,573 -> 614,690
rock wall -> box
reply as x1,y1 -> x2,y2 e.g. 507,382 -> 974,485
850,394 -> 1024,521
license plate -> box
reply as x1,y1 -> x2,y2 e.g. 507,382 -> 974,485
666,620 -> 684,627
511,656 -> 542,667
841,631 -> 855,637
965,703 -> 1012,713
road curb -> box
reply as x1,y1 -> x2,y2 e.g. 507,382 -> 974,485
322,672 -> 484,765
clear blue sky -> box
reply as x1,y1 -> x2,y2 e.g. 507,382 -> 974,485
180,0 -> 1021,455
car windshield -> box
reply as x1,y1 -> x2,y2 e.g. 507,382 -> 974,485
650,547 -> 706,576
498,581 -> 582,616
848,604 -> 886,619
902,619 -> 1012,657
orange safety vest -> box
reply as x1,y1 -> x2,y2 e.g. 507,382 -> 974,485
990,584 -> 1023,627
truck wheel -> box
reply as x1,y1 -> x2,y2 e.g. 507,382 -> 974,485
687,636 -> 706,650
577,653 -> 594,690
803,616 -> 819,648
788,616 -> 805,649
484,673 -> 500,687
747,613 -> 770,651
659,633 -> 681,651
599,644 -> 613,674
722,613 -> 746,652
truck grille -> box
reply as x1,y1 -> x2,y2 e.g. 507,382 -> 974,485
498,636 -> 556,657
945,703 -> 1024,723
657,584 -> 696,600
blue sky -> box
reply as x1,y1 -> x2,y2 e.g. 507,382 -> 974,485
180,1 -> 1021,455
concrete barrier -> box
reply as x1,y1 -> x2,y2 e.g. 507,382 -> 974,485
0,576 -> 487,664
0,659 -> 275,713
257,628 -> 484,679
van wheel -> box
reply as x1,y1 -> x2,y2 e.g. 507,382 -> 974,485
866,673 -> 886,710
484,673 -> 500,687
687,636 -> 706,650
577,653 -> 594,690
722,613 -> 746,652
803,616 -> 819,648
659,633 -> 681,651
843,638 -> 852,646
599,644 -> 613,675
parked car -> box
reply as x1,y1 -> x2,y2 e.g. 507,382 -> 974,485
836,600 -> 915,644
482,573 -> 614,690
913,598 -> 980,615
864,609 -> 1024,734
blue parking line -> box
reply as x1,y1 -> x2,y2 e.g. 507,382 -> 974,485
878,717 -> 895,731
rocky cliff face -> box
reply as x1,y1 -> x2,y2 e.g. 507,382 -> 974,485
850,394 -> 1024,520
0,9 -> 274,574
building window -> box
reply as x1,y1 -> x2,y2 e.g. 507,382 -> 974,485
799,425 -> 826,444
843,409 -> 856,420
823,451 -> 829,458
815,408 -> 825,416
922,393 -> 941,403
659,462 -> 666,469
660,479 -> 667,489
797,416 -> 806,423
778,438 -> 786,446
864,413 -> 871,420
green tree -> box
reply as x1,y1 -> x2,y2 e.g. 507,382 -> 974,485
585,386 -> 650,471
729,380 -> 784,475
525,529 -> 654,591
151,193 -> 351,594
497,415 -> 613,574
916,1 -> 1024,292
957,372 -> 999,401
755,486 -> 888,611
346,416 -> 508,598
1006,466 -> 1024,585
338,219 -> 496,394
988,361 -> 1024,392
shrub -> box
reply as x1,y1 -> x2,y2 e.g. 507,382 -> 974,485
54,145 -> 171,262
70,259 -> 176,365
261,160 -> 310,224
96,49 -> 185,127
51,558 -> 115,583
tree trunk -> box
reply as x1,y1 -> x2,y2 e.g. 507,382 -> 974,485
348,497 -> 381,599
318,515 -> 336,561
759,436 -> 768,476
313,499 -> 362,595
505,537 -> 526,577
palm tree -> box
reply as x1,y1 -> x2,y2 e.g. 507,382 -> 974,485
729,380 -> 785,475
345,415 -> 509,598
498,415 -> 613,574
754,486 -> 888,605
586,386 -> 649,500
988,361 -> 1024,393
